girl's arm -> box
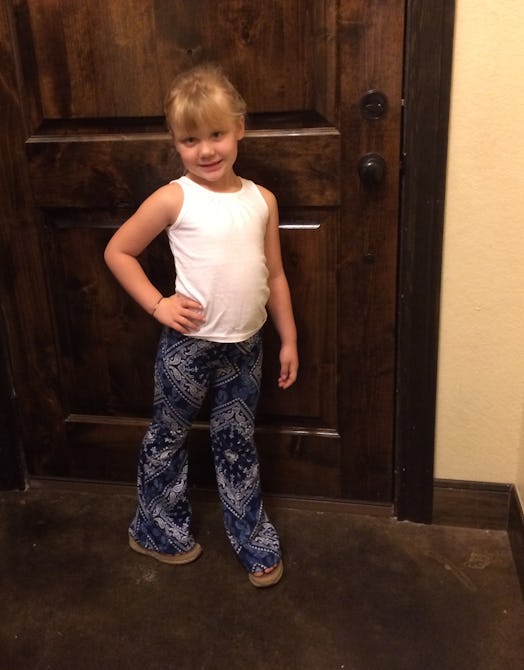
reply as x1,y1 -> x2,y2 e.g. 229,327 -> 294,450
104,183 -> 205,333
259,186 -> 299,389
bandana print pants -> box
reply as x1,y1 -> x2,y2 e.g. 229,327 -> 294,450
129,327 -> 281,574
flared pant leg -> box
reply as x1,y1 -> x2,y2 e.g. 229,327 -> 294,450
209,332 -> 281,574
129,329 -> 210,555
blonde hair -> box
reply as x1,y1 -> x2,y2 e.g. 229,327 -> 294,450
164,63 -> 246,133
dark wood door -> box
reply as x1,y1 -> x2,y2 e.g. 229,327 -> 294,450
0,0 -> 404,502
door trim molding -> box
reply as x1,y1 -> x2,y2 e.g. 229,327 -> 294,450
395,0 -> 456,521
0,305 -> 26,490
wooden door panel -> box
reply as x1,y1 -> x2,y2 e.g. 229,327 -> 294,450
43,218 -> 159,417
259,218 -> 337,426
43,212 -> 337,447
2,0 -> 405,502
27,133 -> 340,208
17,0 -> 332,123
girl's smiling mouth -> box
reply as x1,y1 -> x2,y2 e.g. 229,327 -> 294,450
199,160 -> 223,170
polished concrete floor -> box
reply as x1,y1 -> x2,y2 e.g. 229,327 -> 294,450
1,485 -> 523,670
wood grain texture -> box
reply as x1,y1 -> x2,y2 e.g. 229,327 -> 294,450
1,0 -> 407,501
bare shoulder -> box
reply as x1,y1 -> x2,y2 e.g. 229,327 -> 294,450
123,181 -> 184,237
255,183 -> 278,212
144,181 -> 184,221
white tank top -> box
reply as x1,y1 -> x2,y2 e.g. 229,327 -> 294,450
167,176 -> 270,343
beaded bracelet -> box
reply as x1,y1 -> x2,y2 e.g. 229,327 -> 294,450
151,296 -> 164,316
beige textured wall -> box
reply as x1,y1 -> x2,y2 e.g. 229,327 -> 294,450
435,0 -> 524,504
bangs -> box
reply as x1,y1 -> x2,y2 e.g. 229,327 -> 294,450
171,92 -> 237,133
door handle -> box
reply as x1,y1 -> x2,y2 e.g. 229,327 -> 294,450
358,153 -> 386,186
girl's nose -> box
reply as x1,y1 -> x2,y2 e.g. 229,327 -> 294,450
199,141 -> 214,157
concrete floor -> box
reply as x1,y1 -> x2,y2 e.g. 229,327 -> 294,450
1,485 -> 523,670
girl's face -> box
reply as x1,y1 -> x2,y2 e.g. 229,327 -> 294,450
173,116 -> 245,191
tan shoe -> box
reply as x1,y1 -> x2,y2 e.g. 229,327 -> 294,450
129,535 -> 202,565
248,560 -> 284,588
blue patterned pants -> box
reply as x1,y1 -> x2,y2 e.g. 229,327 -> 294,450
129,328 -> 281,574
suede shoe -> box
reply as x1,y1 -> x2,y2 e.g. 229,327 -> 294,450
129,535 -> 202,565
249,560 -> 284,588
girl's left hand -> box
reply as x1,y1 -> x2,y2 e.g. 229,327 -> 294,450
278,343 -> 298,389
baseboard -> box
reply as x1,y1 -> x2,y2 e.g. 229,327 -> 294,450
433,479 -> 512,529
508,486 -> 524,600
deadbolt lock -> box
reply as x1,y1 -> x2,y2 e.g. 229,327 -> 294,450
360,90 -> 388,120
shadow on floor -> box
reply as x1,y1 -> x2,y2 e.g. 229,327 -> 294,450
1,486 -> 523,670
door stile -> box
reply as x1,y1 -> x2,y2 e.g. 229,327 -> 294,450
336,0 -> 405,501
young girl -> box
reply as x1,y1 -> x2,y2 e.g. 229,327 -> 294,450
104,64 -> 298,588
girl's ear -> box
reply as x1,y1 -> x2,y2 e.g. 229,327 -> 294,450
236,115 -> 246,140
169,127 -> 181,155
166,123 -> 177,148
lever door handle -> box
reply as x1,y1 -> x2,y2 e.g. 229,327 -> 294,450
358,153 -> 386,186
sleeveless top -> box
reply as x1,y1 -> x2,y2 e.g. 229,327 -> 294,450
167,175 -> 270,343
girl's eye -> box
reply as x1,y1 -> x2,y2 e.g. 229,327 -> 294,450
177,136 -> 197,147
212,131 -> 224,139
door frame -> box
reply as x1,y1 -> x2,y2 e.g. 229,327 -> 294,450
0,0 -> 456,524
395,0 -> 455,522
